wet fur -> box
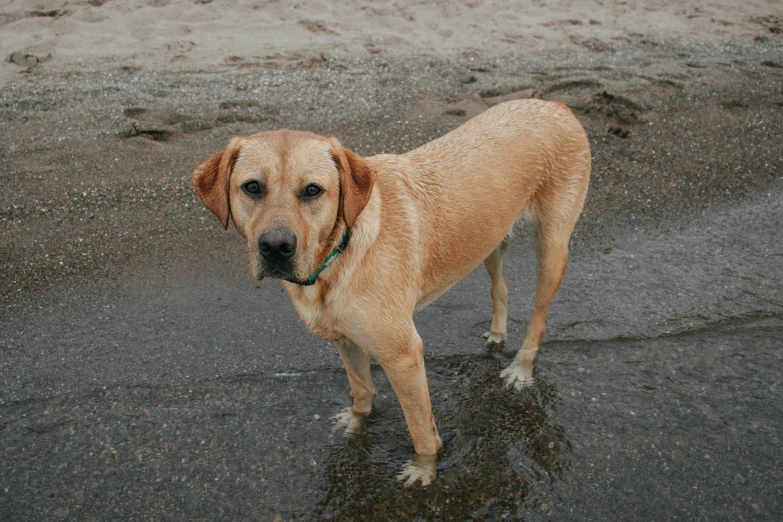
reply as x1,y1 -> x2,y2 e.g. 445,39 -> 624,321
193,99 -> 591,477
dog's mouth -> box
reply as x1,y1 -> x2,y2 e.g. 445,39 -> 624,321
251,243 -> 328,285
253,257 -> 302,283
255,265 -> 295,281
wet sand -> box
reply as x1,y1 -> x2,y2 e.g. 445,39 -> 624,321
1,1 -> 783,520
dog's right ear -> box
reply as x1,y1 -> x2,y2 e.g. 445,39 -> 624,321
192,138 -> 242,229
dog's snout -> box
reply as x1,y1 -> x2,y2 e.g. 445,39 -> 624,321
258,230 -> 297,262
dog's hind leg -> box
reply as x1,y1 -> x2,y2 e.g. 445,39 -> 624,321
501,217 -> 572,390
483,239 -> 510,345
501,136 -> 590,390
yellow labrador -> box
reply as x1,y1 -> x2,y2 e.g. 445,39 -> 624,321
192,99 -> 590,485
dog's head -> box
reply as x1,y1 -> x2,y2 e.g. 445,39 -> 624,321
192,130 -> 375,282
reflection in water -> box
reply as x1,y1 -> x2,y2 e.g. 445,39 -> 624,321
320,353 -> 570,520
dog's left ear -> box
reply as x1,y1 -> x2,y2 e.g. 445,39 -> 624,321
192,137 -> 242,229
328,138 -> 376,229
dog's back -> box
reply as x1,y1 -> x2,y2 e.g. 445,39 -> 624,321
406,98 -> 590,222
367,99 -> 591,305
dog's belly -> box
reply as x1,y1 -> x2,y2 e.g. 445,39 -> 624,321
411,223 -> 519,313
418,192 -> 526,303
415,284 -> 455,311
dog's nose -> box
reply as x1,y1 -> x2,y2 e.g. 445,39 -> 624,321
258,230 -> 297,262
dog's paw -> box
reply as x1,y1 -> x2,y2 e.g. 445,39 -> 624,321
396,454 -> 437,487
330,407 -> 367,436
500,364 -> 535,390
483,329 -> 505,345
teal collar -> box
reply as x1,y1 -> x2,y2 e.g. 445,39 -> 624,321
290,228 -> 350,286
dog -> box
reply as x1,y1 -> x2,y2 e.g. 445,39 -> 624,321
192,99 -> 590,485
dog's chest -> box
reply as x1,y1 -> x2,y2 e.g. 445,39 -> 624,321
287,287 -> 345,343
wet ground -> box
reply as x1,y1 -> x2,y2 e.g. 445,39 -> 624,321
2,42 -> 783,520
1,314 -> 781,520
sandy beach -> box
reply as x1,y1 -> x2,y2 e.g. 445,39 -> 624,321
2,0 -> 780,84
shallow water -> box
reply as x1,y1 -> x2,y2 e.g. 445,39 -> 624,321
320,352 -> 569,520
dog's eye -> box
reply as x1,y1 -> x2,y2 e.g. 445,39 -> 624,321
242,181 -> 264,198
302,184 -> 323,200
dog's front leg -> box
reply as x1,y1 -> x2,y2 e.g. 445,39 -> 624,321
369,322 -> 441,485
331,338 -> 376,436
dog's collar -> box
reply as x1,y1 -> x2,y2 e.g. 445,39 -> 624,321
288,227 -> 350,286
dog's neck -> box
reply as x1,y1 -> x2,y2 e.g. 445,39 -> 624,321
283,186 -> 382,339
